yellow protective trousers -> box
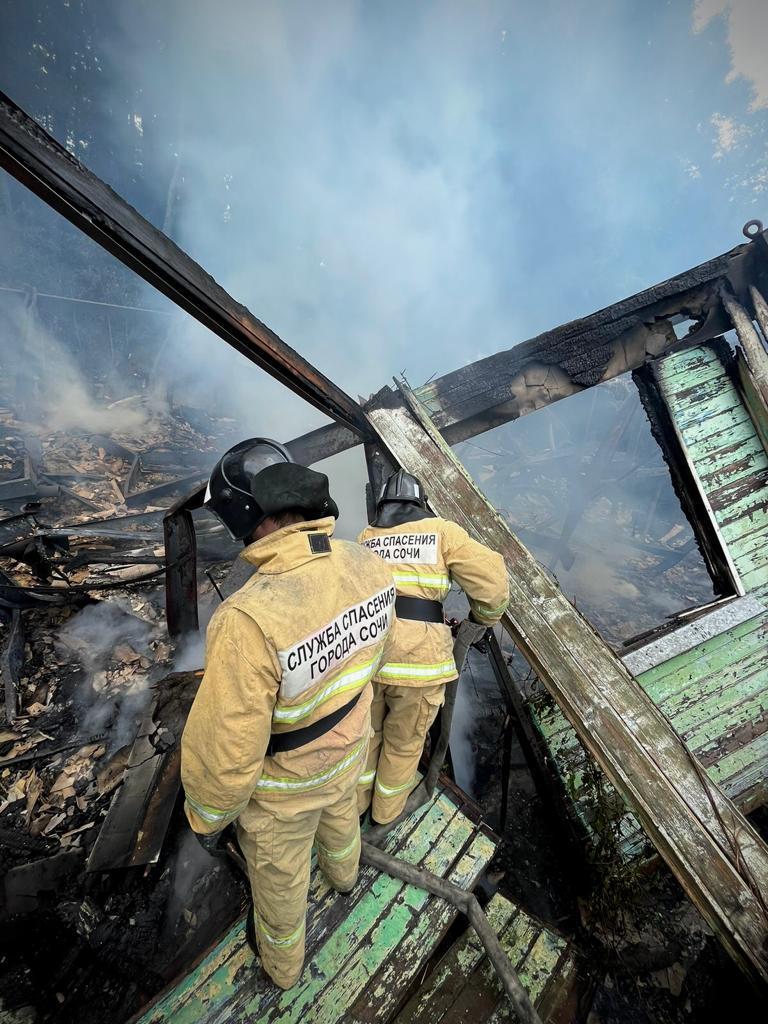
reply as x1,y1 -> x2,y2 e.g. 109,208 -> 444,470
237,770 -> 362,989
358,681 -> 444,824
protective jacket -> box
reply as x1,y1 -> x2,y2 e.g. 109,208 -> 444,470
182,516 -> 396,834
357,510 -> 509,687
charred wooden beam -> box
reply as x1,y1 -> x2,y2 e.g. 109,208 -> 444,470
0,91 -> 371,438
1,608 -> 23,723
414,230 -> 768,443
163,494 -> 200,639
365,381 -> 768,989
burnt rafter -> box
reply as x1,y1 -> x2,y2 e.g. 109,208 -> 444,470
0,91 -> 371,438
416,228 -> 768,444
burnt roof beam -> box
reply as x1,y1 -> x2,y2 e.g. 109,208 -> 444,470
415,228 -> 768,444
0,91 -> 371,438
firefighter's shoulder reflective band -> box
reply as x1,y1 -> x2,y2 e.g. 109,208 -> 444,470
378,660 -> 456,680
185,795 -> 247,825
392,571 -> 450,589
255,738 -> 366,792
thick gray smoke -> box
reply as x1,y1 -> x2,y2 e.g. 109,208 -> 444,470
1,300 -> 154,435
56,599 -> 158,751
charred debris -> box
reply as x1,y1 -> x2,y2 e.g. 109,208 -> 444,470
1,92 -> 768,1023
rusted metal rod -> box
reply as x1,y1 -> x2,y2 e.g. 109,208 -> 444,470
361,841 -> 543,1024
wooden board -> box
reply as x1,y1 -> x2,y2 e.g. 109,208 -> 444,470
133,785 -> 497,1024
364,380 -> 768,988
393,892 -> 574,1024
412,239 -> 768,445
529,341 -> 768,865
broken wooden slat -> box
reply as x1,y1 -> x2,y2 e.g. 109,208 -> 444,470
86,706 -> 175,872
365,382 -> 768,988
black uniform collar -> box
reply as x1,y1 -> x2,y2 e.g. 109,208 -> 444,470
372,502 -> 435,528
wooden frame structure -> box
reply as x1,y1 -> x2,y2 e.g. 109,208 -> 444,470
3,90 -> 768,988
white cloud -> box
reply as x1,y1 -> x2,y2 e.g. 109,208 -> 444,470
693,0 -> 768,110
683,159 -> 702,179
710,112 -> 751,157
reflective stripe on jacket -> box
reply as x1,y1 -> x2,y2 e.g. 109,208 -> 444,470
358,515 -> 509,687
181,517 -> 396,833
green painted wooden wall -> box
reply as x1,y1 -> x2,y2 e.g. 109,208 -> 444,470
530,342 -> 768,854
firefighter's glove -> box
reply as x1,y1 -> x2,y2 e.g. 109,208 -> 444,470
195,828 -> 230,858
452,618 -> 489,673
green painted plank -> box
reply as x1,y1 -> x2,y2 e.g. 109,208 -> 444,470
664,377 -> 736,419
355,833 -> 499,1023
485,930 -> 568,1023
702,730 -> 768,787
738,563 -> 768,593
699,438 -> 768,492
658,346 -> 720,378
682,676 -> 768,751
435,912 -> 541,1024
137,797 -> 439,1024
683,414 -> 759,463
288,818 -> 480,1024
657,357 -> 727,390
392,895 -> 518,1024
675,405 -> 752,448
671,389 -> 745,433
730,522 -> 768,565
254,795 -> 464,1024
635,614 -> 766,691
639,619 -> 767,704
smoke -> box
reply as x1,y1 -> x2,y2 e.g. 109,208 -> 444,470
162,828 -> 220,939
0,299 -> 153,436
56,598 -> 158,751
172,632 -> 205,673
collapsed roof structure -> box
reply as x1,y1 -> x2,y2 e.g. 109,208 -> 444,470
1,89 -> 768,1022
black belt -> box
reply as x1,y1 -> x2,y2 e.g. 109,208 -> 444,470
267,690 -> 363,756
395,595 -> 444,623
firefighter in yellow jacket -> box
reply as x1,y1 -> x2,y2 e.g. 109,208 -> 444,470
181,438 -> 396,990
357,469 -> 509,825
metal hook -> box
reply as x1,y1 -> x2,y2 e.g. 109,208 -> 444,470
742,219 -> 764,240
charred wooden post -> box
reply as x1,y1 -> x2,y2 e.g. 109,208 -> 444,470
163,491 -> 202,639
723,291 -> 768,408
1,608 -> 24,723
365,381 -> 768,989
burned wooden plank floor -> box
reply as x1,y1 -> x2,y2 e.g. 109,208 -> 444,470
133,785 -> 514,1024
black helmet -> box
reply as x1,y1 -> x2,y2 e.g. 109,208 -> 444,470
204,437 -> 293,540
377,469 -> 427,509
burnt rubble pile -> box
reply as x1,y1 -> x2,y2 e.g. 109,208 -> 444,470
0,394 -> 248,1023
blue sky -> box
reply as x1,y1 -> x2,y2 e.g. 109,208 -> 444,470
1,0 -> 767,427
